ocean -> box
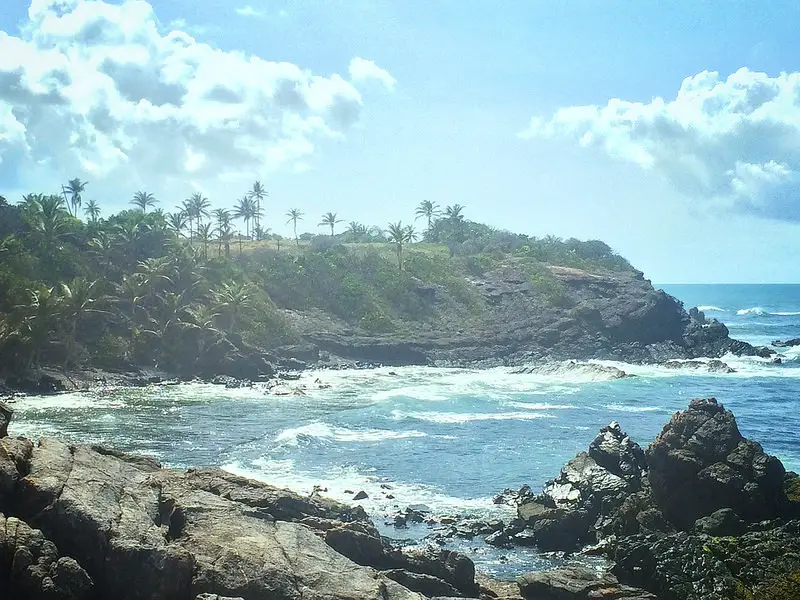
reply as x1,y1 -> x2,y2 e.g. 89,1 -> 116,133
8,283 -> 800,578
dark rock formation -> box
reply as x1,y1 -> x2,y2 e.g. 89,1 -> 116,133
517,566 -> 657,599
514,422 -> 649,551
505,398 -> 800,600
647,398 -> 788,529
0,513 -> 94,600
299,269 -> 756,367
772,338 -> 800,347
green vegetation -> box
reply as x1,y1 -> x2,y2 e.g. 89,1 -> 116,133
0,186 -> 634,380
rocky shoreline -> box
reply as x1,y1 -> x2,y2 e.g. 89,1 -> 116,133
2,397 -> 799,599
1,269 -> 784,399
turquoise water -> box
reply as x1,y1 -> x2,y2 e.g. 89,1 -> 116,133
9,284 -> 800,577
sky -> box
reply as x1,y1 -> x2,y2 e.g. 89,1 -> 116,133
2,1 -> 800,283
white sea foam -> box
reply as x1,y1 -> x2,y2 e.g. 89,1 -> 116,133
9,392 -> 127,412
737,307 -> 767,316
391,410 -> 553,424
734,307 -> 800,316
697,305 -> 725,312
275,422 -> 426,445
222,458 -> 508,518
604,403 -> 669,413
504,402 -> 577,410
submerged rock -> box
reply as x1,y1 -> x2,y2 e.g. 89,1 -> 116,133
511,361 -> 630,381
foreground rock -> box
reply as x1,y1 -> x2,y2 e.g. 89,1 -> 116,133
0,432 -> 487,600
506,398 -> 800,600
517,566 -> 657,599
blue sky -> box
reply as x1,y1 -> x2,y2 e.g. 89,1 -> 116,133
2,1 -> 800,282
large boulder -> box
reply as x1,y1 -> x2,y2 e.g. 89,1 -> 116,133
0,436 -> 464,600
514,422 -> 649,550
646,398 -> 788,529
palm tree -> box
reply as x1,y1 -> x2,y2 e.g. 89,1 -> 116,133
445,203 -> 466,243
180,199 -> 194,241
131,191 -> 157,213
136,257 -> 175,299
89,231 -> 114,275
17,285 -> 60,369
167,212 -> 187,238
213,209 -> 232,257
196,222 -> 214,260
28,194 -> 71,253
213,281 -> 255,333
234,196 -> 255,239
248,181 -> 268,232
386,221 -> 416,270
60,278 -> 104,370
415,200 -> 441,230
445,203 -> 465,222
63,178 -> 88,217
319,212 -> 342,237
346,221 -> 367,240
114,275 -> 147,321
84,199 -> 101,224
285,208 -> 303,246
188,192 -> 211,227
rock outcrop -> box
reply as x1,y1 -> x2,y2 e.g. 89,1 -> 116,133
300,269 -> 756,367
505,398 -> 800,600
0,431 -> 485,600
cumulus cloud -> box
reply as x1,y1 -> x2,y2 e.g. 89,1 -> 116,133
0,0 -> 395,204
348,57 -> 396,92
521,68 -> 800,221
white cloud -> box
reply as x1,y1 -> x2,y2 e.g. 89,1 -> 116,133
348,57 -> 396,92
521,68 -> 800,221
235,5 -> 266,19
0,0 -> 395,207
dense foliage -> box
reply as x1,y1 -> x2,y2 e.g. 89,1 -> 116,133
0,189 -> 633,379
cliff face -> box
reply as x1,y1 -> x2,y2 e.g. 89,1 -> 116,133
295,265 -> 753,367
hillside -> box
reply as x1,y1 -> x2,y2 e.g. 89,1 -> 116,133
0,193 -> 754,391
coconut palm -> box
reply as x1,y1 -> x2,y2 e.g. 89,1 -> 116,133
386,221 -> 416,270
415,200 -> 441,230
167,212 -> 187,238
346,221 -> 367,240
17,285 -> 61,369
445,203 -> 465,222
187,193 -> 210,228
60,278 -> 105,370
213,281 -> 255,333
234,196 -> 256,238
114,275 -> 147,321
27,194 -> 71,253
131,191 -> 157,213
248,181 -> 268,232
63,178 -> 88,217
213,209 -> 232,257
84,199 -> 101,224
319,212 -> 342,237
285,208 -> 303,246
196,222 -> 214,260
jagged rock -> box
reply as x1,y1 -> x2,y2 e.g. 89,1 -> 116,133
195,595 -> 245,600
772,338 -> 800,347
0,436 -> 469,600
661,360 -> 735,374
353,490 -> 369,500
0,513 -> 94,600
517,566 -> 658,599
646,398 -> 788,529
614,521 -> 800,600
493,485 -> 534,506
515,422 -> 647,550
694,509 -> 745,537
753,346 -> 776,358
484,530 -> 512,548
